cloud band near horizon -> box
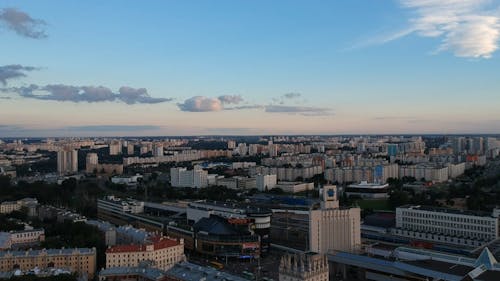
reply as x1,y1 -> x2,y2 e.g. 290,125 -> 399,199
1,84 -> 172,104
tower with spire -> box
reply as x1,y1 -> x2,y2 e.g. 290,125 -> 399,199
279,252 -> 329,281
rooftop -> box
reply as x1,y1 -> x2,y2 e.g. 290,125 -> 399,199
398,205 -> 494,218
106,236 -> 180,253
348,181 -> 389,188
188,200 -> 271,215
0,248 -> 95,258
166,262 -> 248,281
99,266 -> 166,280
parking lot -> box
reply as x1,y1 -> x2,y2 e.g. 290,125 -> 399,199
188,252 -> 283,280
221,253 -> 282,280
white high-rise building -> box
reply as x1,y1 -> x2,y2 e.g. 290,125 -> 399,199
192,168 -> 208,188
85,153 -> 98,173
57,149 -> 78,175
248,144 -> 259,156
227,140 -> 236,149
86,153 -> 98,166
170,167 -> 208,188
153,144 -> 163,157
256,174 -> 277,191
109,140 -> 122,155
170,167 -> 184,187
139,146 -> 149,155
127,143 -> 135,155
269,144 -> 278,157
237,143 -> 248,156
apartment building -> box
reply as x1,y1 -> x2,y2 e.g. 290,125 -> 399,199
0,229 -> 45,249
0,198 -> 38,215
105,236 -> 185,270
57,149 -> 78,175
0,248 -> 96,278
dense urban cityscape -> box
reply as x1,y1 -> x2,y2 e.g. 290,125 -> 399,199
0,135 -> 499,280
2,1 -> 500,280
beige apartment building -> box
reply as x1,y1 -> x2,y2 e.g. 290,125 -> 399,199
105,236 -> 185,270
0,248 -> 96,278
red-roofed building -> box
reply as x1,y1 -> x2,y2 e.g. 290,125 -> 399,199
106,236 -> 185,270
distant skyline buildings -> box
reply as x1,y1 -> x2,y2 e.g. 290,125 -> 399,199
1,2 -> 500,136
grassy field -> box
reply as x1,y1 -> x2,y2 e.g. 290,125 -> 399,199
354,199 -> 390,210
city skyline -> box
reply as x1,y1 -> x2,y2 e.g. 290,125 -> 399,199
1,1 -> 500,137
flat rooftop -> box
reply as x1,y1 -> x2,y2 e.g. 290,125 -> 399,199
348,182 -> 389,188
166,262 -> 248,281
99,266 -> 166,280
0,248 -> 95,258
399,205 -> 494,218
188,200 -> 271,215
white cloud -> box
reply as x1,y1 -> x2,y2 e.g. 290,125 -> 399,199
387,0 -> 500,58
178,96 -> 224,112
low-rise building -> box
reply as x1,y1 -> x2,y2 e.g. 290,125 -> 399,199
38,205 -> 87,223
85,220 -> 117,246
165,262 -> 248,281
392,205 -> 499,247
0,229 -> 45,249
275,181 -> 314,193
0,166 -> 16,178
105,236 -> 185,271
345,181 -> 389,199
0,248 -> 96,279
116,225 -> 152,245
111,174 -> 143,188
98,265 -> 168,281
0,198 -> 38,215
167,215 -> 262,259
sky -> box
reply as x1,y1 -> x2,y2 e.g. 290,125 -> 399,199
1,0 -> 500,137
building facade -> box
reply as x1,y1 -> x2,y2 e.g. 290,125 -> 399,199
392,205 -> 499,247
0,229 -> 45,249
309,186 -> 361,254
105,236 -> 185,271
256,174 -> 277,191
57,149 -> 78,175
0,248 -> 96,278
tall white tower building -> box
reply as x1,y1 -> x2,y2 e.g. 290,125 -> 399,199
309,185 -> 361,254
57,149 -> 78,175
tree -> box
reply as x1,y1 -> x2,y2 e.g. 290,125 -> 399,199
269,187 -> 284,195
61,178 -> 77,192
0,175 -> 11,188
389,190 -> 409,210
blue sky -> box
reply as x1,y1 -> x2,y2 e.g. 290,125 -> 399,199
1,0 -> 500,136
